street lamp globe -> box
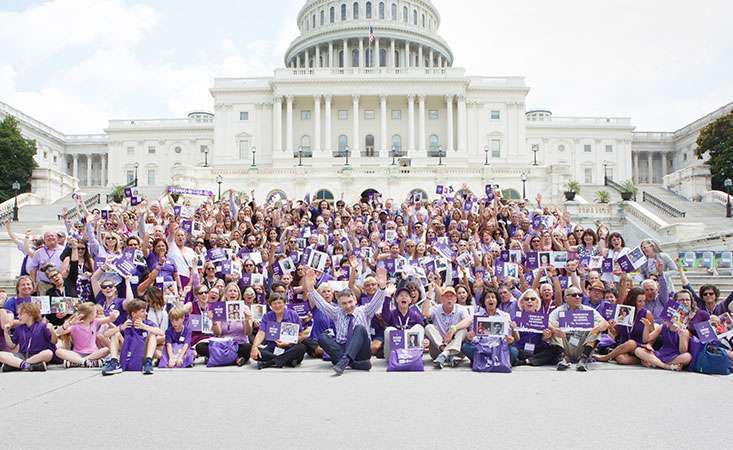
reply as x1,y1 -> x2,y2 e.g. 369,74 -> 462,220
12,181 -> 20,191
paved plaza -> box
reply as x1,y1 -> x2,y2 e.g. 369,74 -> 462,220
1,358 -> 728,449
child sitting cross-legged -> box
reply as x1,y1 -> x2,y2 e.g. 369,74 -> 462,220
0,302 -> 57,372
55,302 -> 117,368
101,299 -> 164,376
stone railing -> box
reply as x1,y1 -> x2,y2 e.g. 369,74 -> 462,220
274,66 -> 468,79
633,131 -> 675,142
30,167 -> 79,204
704,190 -> 729,205
662,164 -> 711,200
623,201 -> 669,232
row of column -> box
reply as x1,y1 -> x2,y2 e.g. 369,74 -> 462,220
71,154 -> 108,187
632,151 -> 671,184
273,94 -> 466,156
291,38 -> 448,69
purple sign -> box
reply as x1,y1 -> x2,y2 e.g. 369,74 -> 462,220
601,303 -> 616,321
525,252 -> 538,270
558,309 -> 594,330
265,322 -> 281,341
207,248 -> 227,263
694,321 -> 718,344
515,311 -> 548,333
601,258 -> 614,273
288,301 -> 311,318
388,329 -> 405,350
181,220 -> 193,234
112,253 -> 135,278
167,186 -> 213,197
209,302 -> 226,322
617,255 -> 634,273
436,185 -> 444,195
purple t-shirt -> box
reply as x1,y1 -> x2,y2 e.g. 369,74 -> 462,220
165,323 -> 192,345
12,322 -> 53,355
259,309 -> 301,347
123,319 -> 157,340
1,296 -> 31,317
97,294 -> 127,326
146,253 -> 177,282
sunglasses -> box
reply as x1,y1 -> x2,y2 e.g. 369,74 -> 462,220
196,290 -> 208,295
524,297 -> 538,301
567,293 -> 582,297
101,284 -> 115,290
702,292 -> 716,296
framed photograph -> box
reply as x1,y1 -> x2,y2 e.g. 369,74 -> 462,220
279,257 -> 296,274
434,257 -> 449,273
406,331 -> 421,349
385,229 -> 398,243
538,251 -> 551,268
504,262 -> 518,278
456,252 -> 472,268
279,322 -> 300,344
627,246 -> 647,269
250,273 -> 264,286
475,316 -> 508,336
191,221 -> 205,236
613,305 -> 635,327
250,303 -> 267,322
550,251 -> 568,269
163,281 -> 179,304
226,301 -> 245,322
307,250 -> 328,272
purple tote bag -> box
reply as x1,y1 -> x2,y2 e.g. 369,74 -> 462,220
119,332 -> 146,372
207,340 -> 239,367
472,339 -> 512,373
158,343 -> 195,368
386,347 -> 424,372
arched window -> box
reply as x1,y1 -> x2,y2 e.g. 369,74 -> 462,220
409,188 -> 428,202
391,134 -> 402,155
320,10 -> 324,25
379,2 -> 385,19
413,9 -> 417,25
429,134 -> 440,152
338,135 -> 349,153
365,48 -> 373,66
315,189 -> 335,204
353,2 -> 359,19
352,49 -> 359,67
338,50 -> 344,67
312,14 -> 316,28
402,6 -> 408,22
341,4 -> 347,20
300,135 -> 312,157
391,3 -> 397,20
330,6 -> 335,23
366,2 -> 372,19
364,134 -> 375,157
379,48 -> 386,67
422,13 -> 425,27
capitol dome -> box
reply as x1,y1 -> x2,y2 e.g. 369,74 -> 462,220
285,0 -> 453,69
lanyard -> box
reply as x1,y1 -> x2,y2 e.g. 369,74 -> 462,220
397,311 -> 410,329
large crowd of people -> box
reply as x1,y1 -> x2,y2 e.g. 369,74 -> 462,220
1,183 -> 731,376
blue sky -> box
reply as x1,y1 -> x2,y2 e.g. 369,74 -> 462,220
1,0 -> 732,134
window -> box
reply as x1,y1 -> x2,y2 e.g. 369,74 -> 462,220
352,49 -> 359,67
391,3 -> 397,20
413,9 -> 417,25
147,169 -> 156,186
353,2 -> 359,19
491,139 -> 501,158
330,6 -> 335,23
200,145 -> 208,153
683,153 -> 688,161
584,167 -> 593,184
558,144 -> 566,152
605,144 -> 613,153
126,170 -> 135,184
428,110 -> 439,120
379,2 -> 385,19
403,6 -> 408,22
127,146 -> 135,156
315,189 -> 335,203
174,146 -> 182,154
490,110 -> 500,120
301,110 -> 312,120
148,146 -> 156,154
338,135 -> 349,152
364,135 -> 375,156
341,4 -> 346,20
239,140 -> 250,159
366,1 -> 372,18
300,135 -> 311,155
312,14 -> 316,28
364,110 -> 375,120
391,134 -> 402,154
338,50 -> 344,67
422,13 -> 425,27
240,111 -> 249,120
391,110 -> 401,120
379,48 -> 386,66
338,110 -> 348,120
429,135 -> 440,152
320,10 -> 324,25
584,144 -> 592,153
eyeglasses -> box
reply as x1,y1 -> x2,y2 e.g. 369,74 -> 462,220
205,267 -> 215,271
105,237 -> 116,241
567,293 -> 582,297
702,292 -> 716,296
196,290 -> 208,295
101,284 -> 115,290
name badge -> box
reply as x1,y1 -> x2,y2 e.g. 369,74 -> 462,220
568,335 -> 580,347
179,336 -> 185,343
130,276 -> 139,284
156,276 -> 164,284
273,347 -> 285,356
524,343 -> 535,354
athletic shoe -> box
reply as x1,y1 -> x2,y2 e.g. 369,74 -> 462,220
29,362 -> 47,372
332,356 -> 350,376
235,357 -> 248,367
101,359 -> 122,376
576,357 -> 589,372
556,360 -> 571,371
256,360 -> 274,370
64,361 -> 81,369
350,359 -> 372,371
142,358 -> 154,375
1,363 -> 19,373
433,353 -> 447,369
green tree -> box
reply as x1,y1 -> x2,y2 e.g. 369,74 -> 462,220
695,111 -> 733,190
0,115 -> 37,203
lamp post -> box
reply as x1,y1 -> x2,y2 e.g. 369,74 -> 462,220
133,163 -> 139,187
602,161 -> 608,185
438,145 -> 444,166
483,145 -> 489,166
12,181 -> 20,222
203,147 -> 209,167
216,174 -> 223,202
251,146 -> 257,167
532,145 -> 538,166
520,172 -> 528,200
344,145 -> 351,166
725,178 -> 732,218
391,145 -> 397,165
297,146 -> 303,166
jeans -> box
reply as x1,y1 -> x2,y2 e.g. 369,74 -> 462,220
259,344 -> 307,368
318,325 -> 371,367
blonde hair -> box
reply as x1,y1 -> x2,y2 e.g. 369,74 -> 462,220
18,302 -> 41,322
76,302 -> 97,320
168,306 -> 186,322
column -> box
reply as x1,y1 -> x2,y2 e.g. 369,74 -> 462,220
418,45 -> 423,68
663,152 -> 670,176
429,48 -> 434,68
296,55 -> 301,69
418,95 -> 426,154
380,95 -> 388,157
446,95 -> 454,152
73,154 -> 78,179
304,50 -> 310,68
286,96 -> 294,154
102,154 -> 107,186
374,38 -> 380,68
352,95 -> 360,154
457,95 -> 466,153
314,95 -> 321,152
324,95 -> 332,153
316,46 -> 321,68
343,39 -> 349,68
438,55 -> 442,68
273,97 -> 283,152
632,152 -> 639,184
359,39 -> 364,68
404,42 -> 410,67
390,39 -> 396,68
407,95 -> 415,154
86,154 -> 92,187
329,42 -> 334,68
647,152 -> 653,183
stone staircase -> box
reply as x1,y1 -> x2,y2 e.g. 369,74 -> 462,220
670,269 -> 733,300
638,185 -> 733,234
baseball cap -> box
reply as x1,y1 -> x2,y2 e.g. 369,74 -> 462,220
441,287 -> 457,298
589,281 -> 605,291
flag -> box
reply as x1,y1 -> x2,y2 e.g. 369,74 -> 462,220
368,25 -> 375,44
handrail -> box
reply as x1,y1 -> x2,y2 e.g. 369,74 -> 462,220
59,193 -> 101,221
642,191 -> 686,218
604,176 -> 624,194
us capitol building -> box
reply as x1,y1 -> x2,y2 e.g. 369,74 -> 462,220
2,0 -> 731,204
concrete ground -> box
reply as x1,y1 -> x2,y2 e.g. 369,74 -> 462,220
0,357 -> 728,449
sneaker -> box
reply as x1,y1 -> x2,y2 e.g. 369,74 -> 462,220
556,360 -> 571,371
235,357 -> 248,367
83,360 -> 95,368
1,363 -> 19,373
433,353 -> 447,369
101,359 -> 122,376
576,357 -> 588,372
256,360 -> 274,370
64,361 -> 82,369
333,356 -> 350,376
142,358 -> 154,375
350,359 -> 372,371
449,356 -> 462,368
29,362 -> 47,372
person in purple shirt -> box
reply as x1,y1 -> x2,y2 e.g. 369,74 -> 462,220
382,284 -> 424,357
641,277 -> 669,324
101,299 -> 164,376
678,267 -> 733,316
249,293 -> 307,369
593,287 -> 654,366
511,289 -> 560,366
634,290 -> 693,371
0,302 -> 57,372
159,306 -> 195,368
92,265 -> 134,328
304,283 -> 336,359
145,238 -> 182,293
26,231 -> 64,294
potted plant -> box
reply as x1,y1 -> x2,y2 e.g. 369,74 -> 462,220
595,190 -> 610,203
564,180 -> 580,201
620,180 -> 638,201
110,185 -> 125,203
